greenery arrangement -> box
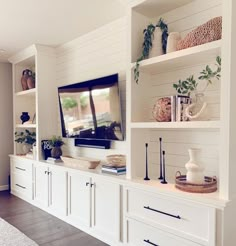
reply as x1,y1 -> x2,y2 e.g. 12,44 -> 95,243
134,18 -> 169,83
15,130 -> 36,145
173,56 -> 221,95
49,136 -> 65,148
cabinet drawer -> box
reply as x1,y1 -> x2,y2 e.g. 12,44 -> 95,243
127,218 -> 200,246
11,158 -> 33,177
125,188 -> 215,245
12,173 -> 32,198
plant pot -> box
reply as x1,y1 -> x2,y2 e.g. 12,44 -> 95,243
51,147 -> 62,159
22,144 -> 31,154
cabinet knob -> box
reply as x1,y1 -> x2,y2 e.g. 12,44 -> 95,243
86,182 -> 90,186
45,171 -> 48,174
90,183 -> 95,187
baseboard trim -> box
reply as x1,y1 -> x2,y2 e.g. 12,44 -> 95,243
0,185 -> 9,191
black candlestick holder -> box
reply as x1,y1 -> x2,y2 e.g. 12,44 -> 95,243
144,143 -> 150,181
158,137 -> 163,180
161,150 -> 168,184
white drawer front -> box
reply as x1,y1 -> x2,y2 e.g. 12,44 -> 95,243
12,173 -> 32,198
125,188 -> 215,245
127,218 -> 201,246
12,158 -> 33,177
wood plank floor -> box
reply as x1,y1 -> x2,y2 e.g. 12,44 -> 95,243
0,191 -> 108,246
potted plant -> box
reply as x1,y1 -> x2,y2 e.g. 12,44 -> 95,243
15,130 -> 36,154
49,136 -> 65,159
173,56 -> 221,120
134,18 -> 169,83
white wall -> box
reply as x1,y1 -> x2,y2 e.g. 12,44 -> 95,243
0,63 -> 13,190
56,17 -> 127,162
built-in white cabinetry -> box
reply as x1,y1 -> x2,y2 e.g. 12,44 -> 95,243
68,171 -> 92,227
68,170 -> 121,244
10,155 -> 33,200
34,162 -> 67,216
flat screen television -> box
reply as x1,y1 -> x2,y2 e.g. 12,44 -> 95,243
58,74 -> 124,144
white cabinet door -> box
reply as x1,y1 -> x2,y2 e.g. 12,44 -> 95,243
68,171 -> 91,228
92,176 -> 121,243
49,166 -> 68,216
34,163 -> 49,207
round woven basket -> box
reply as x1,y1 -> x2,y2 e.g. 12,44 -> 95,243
175,171 -> 217,193
106,155 -> 126,167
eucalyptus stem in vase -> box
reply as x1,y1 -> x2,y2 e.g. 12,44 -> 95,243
173,56 -> 221,120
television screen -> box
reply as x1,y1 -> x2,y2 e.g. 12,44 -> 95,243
58,74 -> 124,141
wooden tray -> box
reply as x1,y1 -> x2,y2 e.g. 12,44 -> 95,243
175,172 -> 217,193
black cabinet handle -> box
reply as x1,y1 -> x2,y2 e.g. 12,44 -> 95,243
144,206 -> 181,220
45,171 -> 48,174
90,183 -> 95,187
86,182 -> 90,186
15,167 -> 26,171
16,184 -> 26,189
144,239 -> 159,246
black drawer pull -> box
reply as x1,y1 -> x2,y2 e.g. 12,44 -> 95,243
16,184 -> 26,189
144,239 -> 159,246
15,167 -> 26,171
144,206 -> 181,220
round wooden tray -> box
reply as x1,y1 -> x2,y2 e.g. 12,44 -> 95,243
175,172 -> 217,193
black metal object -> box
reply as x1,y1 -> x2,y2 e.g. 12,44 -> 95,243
16,184 -> 26,189
144,239 -> 159,246
158,137 -> 163,180
144,206 -> 181,219
15,167 -> 26,171
86,182 -> 90,186
144,143 -> 150,181
161,150 -> 168,184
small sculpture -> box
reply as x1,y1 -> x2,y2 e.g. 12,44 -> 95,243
20,112 -> 30,124
144,143 -> 150,181
161,150 -> 168,184
21,69 -> 32,90
158,138 -> 163,180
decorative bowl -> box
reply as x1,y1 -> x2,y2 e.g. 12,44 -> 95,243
61,156 -> 100,169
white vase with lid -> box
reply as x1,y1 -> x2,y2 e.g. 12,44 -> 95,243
185,148 -> 204,184
149,27 -> 163,58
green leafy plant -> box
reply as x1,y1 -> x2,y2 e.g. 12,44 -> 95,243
62,97 -> 78,110
49,136 -> 65,147
173,56 -> 221,95
15,130 -> 36,145
134,18 -> 169,83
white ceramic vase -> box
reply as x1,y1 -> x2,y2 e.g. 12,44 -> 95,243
185,148 -> 204,184
167,32 -> 181,53
149,27 -> 163,58
22,144 -> 31,154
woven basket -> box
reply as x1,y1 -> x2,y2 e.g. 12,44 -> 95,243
106,155 -> 126,167
175,171 -> 217,193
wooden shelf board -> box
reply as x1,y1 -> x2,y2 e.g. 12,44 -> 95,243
132,0 -> 194,18
15,124 -> 37,128
15,88 -> 36,97
132,40 -> 221,74
130,121 -> 220,129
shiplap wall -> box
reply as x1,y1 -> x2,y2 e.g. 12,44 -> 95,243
130,0 -> 221,181
55,17 -> 127,162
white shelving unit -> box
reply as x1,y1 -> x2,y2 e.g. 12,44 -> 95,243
127,0 -> 236,245
9,45 -> 58,160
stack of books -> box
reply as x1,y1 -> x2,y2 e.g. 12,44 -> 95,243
101,165 -> 126,175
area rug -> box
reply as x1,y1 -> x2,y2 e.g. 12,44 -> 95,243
0,218 -> 38,246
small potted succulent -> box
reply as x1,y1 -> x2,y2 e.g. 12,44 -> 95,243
49,136 -> 65,159
15,130 -> 36,154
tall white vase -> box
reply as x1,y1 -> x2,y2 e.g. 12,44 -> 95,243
185,148 -> 204,184
167,32 -> 181,53
149,27 -> 163,58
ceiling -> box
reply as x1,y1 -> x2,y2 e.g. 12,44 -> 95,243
0,0 -> 126,62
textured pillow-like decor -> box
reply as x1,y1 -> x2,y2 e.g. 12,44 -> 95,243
177,16 -> 222,50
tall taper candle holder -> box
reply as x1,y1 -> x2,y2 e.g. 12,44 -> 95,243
158,137 -> 163,180
144,143 -> 150,181
161,150 -> 168,184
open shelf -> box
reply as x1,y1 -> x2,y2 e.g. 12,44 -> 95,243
130,121 -> 221,129
15,124 -> 37,128
132,0 -> 194,18
15,88 -> 36,97
132,40 -> 221,75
